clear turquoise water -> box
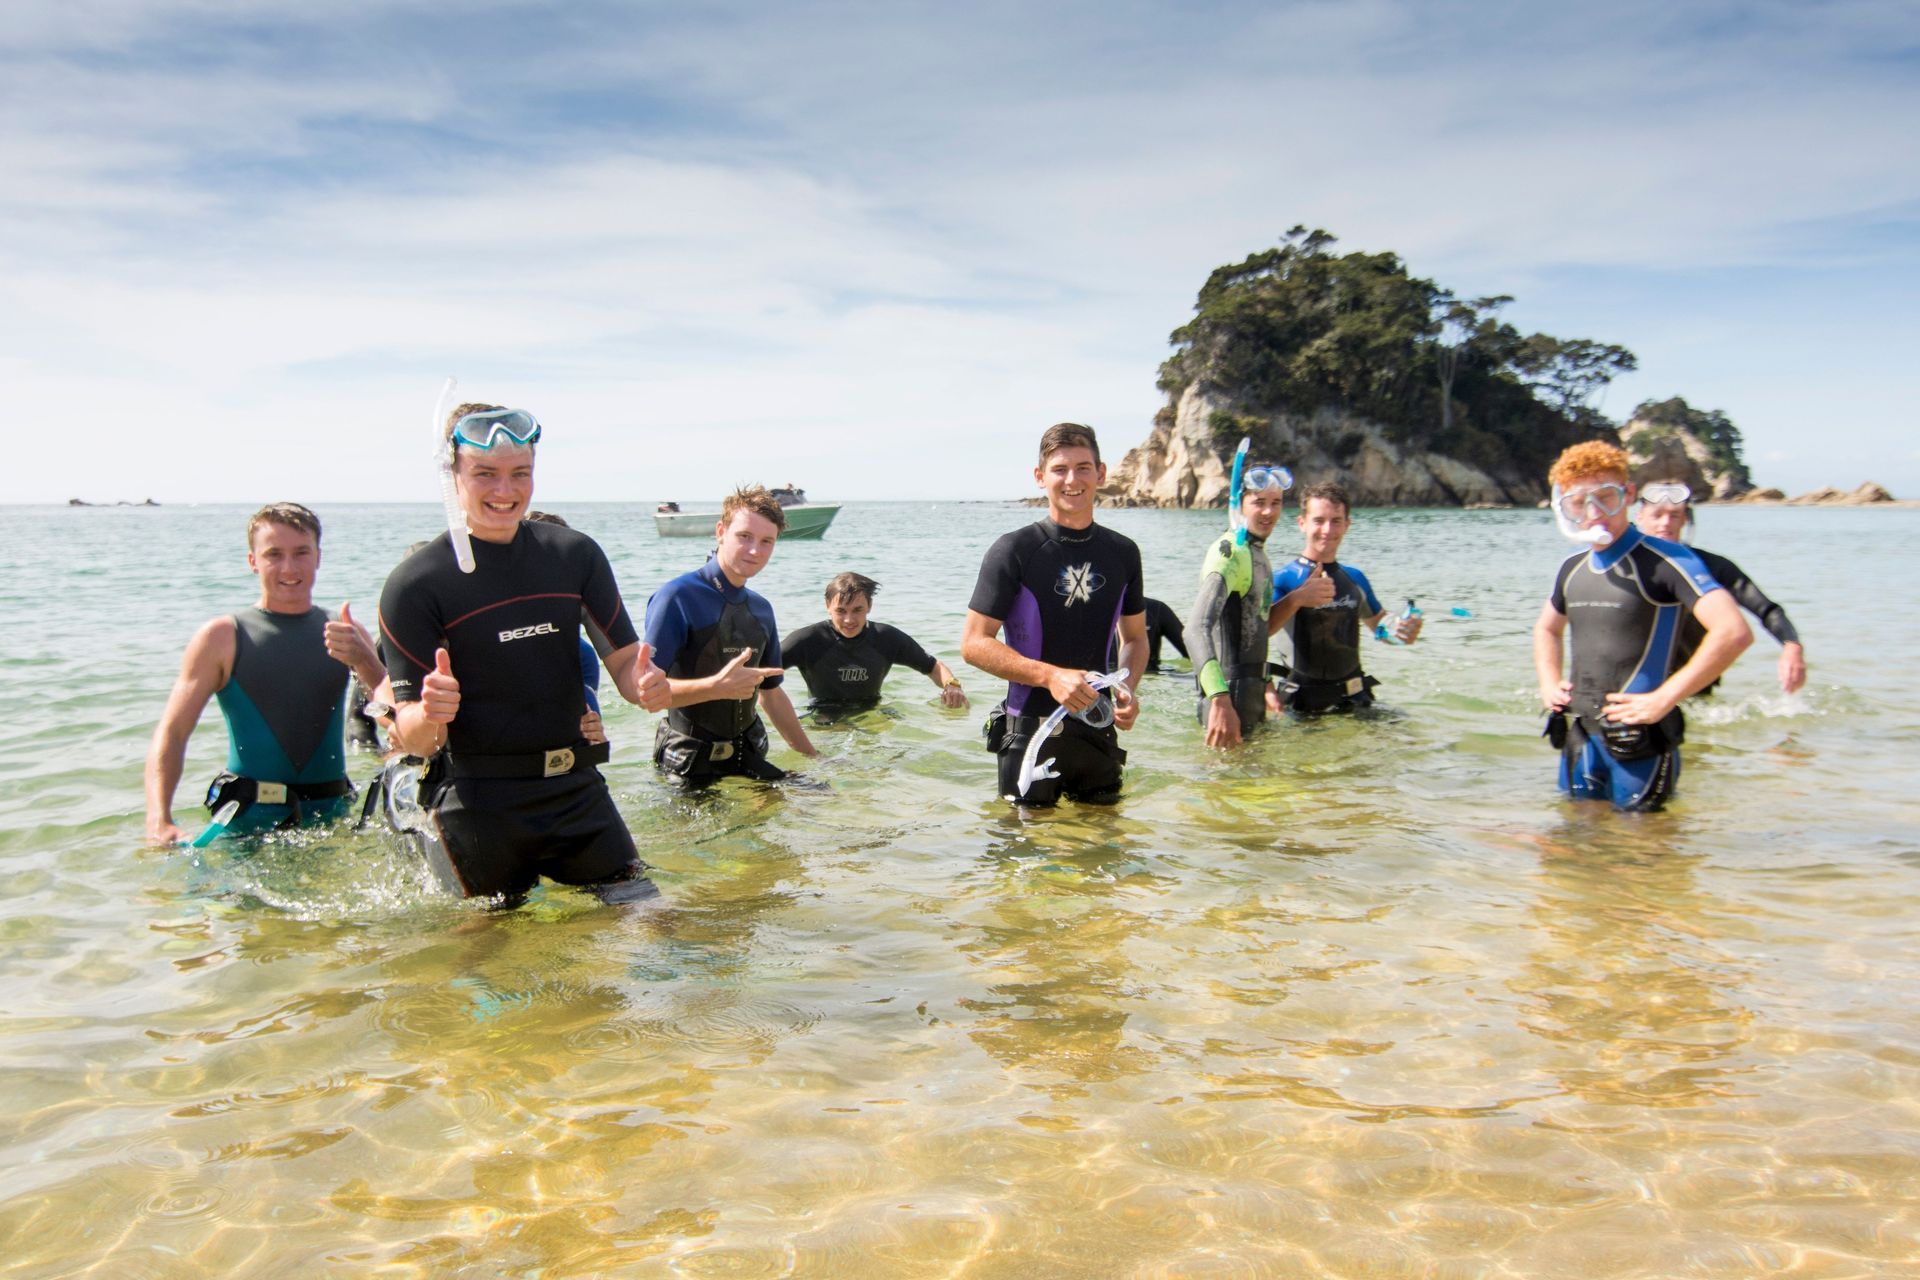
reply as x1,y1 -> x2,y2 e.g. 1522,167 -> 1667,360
2,500 -> 1917,1277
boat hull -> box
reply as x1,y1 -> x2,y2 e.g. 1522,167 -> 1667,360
654,504 -> 841,539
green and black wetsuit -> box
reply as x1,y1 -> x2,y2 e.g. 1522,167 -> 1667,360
206,606 -> 353,833
1186,532 -> 1274,730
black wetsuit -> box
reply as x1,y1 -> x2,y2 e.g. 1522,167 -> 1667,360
968,519 -> 1144,805
1677,547 -> 1800,695
781,620 -> 938,708
1548,527 -> 1723,811
1139,598 -> 1189,673
1271,558 -> 1383,712
207,606 -> 354,834
378,523 -> 653,904
644,558 -> 788,784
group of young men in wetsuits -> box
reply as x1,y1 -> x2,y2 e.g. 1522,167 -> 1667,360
143,414 -> 1808,907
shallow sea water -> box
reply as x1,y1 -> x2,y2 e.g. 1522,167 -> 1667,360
1,499 -> 1917,1278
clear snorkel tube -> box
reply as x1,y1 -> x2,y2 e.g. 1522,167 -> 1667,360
1552,484 -> 1615,548
1227,435 -> 1251,546
432,376 -> 477,573
1016,669 -> 1131,797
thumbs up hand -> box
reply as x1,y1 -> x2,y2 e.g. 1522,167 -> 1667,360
325,601 -> 382,682
632,641 -> 670,712
422,646 -> 461,724
1293,561 -> 1336,609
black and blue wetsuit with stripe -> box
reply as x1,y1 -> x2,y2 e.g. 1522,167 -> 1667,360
644,557 -> 788,782
1549,526 -> 1724,811
1271,557 -> 1383,712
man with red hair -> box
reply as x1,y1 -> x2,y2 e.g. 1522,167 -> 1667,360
1531,441 -> 1751,810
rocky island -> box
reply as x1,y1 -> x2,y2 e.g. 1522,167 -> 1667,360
1102,228 -> 1890,508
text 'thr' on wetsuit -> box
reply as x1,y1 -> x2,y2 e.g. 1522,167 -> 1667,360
378,523 -> 652,903
210,606 -> 353,832
1548,526 -> 1723,811
781,620 -> 937,708
1675,546 -> 1799,695
1186,532 -> 1274,728
644,557 -> 787,782
967,519 -> 1144,804
1271,557 -> 1383,712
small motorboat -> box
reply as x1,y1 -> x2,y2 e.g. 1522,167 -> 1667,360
653,486 -> 841,539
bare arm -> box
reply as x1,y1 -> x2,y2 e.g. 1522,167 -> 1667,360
928,659 -> 968,708
758,685 -> 817,756
604,640 -> 669,712
324,602 -> 386,691
1531,601 -> 1570,712
144,618 -> 235,843
961,609 -> 1102,714
390,648 -> 459,758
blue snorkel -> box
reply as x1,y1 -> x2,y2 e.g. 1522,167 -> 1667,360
433,376 -> 477,574
1227,435 -> 1251,546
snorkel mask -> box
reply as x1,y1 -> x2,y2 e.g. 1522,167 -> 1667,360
450,407 -> 542,454
1637,480 -> 1693,543
1552,481 -> 1630,547
1226,438 -> 1293,546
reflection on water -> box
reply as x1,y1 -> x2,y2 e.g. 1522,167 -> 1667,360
3,502 -> 1920,1276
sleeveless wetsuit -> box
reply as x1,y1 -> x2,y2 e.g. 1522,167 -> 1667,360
644,557 -> 788,784
1548,527 -> 1723,811
208,606 -> 353,833
1271,558 -> 1383,712
781,620 -> 938,708
1675,547 -> 1799,696
967,519 -> 1144,805
378,523 -> 653,905
1186,533 -> 1274,730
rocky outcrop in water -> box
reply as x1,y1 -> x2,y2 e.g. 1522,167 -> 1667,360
1102,384 -> 1540,508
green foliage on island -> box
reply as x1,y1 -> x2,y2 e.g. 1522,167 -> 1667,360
1158,227 -> 1650,477
1627,396 -> 1752,490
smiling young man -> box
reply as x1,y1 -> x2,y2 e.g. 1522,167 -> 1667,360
781,572 -> 968,711
644,485 -> 818,785
961,423 -> 1146,806
376,403 -> 668,905
1532,442 -> 1753,811
1187,464 -> 1290,747
1635,481 -> 1807,695
1266,481 -> 1422,714
144,503 -> 385,843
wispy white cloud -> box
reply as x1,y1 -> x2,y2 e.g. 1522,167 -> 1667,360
3,0 -> 1917,501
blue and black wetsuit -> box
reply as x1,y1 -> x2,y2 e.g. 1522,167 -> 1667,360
206,606 -> 354,834
1548,527 -> 1723,811
644,557 -> 788,784
781,620 -> 938,708
1271,558 -> 1383,712
968,519 -> 1144,805
378,522 -> 653,905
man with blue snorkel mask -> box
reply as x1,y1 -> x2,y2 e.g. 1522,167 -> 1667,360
376,403 -> 669,905
1188,461 -> 1291,746
1636,480 -> 1807,695
1531,442 -> 1752,812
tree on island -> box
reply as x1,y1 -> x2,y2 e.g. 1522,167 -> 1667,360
1155,226 -> 1645,482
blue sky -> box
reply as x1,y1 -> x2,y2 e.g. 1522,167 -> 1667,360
5,0 -> 1916,503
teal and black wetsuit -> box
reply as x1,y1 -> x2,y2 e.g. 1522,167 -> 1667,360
1186,532 -> 1274,729
208,606 -> 353,833
1270,558 -> 1383,712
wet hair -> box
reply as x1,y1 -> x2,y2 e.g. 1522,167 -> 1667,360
524,510 -> 569,527
246,501 -> 321,548
824,571 -> 879,605
1548,441 -> 1630,489
1297,481 -> 1352,518
1037,422 -> 1101,467
721,484 -> 787,533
